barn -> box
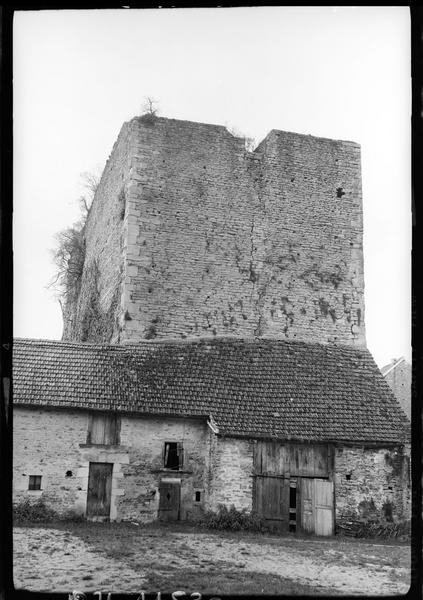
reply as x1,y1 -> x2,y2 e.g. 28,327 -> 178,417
13,336 -> 410,536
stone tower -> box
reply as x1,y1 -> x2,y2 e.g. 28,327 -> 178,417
62,116 -> 365,347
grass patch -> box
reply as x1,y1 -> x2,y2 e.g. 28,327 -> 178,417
143,568 -> 330,595
13,498 -> 85,524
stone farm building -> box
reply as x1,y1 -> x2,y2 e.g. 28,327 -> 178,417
13,116 -> 410,535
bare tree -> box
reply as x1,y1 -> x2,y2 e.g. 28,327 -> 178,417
78,171 -> 101,217
141,96 -> 159,118
48,170 -> 99,300
49,226 -> 85,301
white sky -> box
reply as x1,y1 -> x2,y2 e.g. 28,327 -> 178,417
13,7 -> 411,369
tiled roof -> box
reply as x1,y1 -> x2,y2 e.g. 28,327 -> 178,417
13,337 -> 409,444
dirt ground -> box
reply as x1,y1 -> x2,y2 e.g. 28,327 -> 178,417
13,522 -> 410,596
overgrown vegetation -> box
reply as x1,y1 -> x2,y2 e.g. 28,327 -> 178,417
49,171 -> 100,309
337,515 -> 410,540
197,504 -> 268,533
355,519 -> 411,539
13,498 -> 84,524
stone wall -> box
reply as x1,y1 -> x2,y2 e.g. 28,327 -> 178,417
63,116 -> 365,346
13,407 -> 212,522
62,121 -> 136,343
334,445 -> 411,526
207,436 -> 254,512
15,408 -> 409,528
117,414 -> 210,522
13,407 -> 90,515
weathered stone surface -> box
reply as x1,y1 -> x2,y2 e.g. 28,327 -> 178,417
335,445 -> 411,526
14,407 -> 409,526
63,117 -> 365,346
62,121 -> 136,343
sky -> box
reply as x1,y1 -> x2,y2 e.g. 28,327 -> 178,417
13,7 -> 411,368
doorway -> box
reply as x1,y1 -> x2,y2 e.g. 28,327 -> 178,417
254,475 -> 290,531
86,462 -> 113,519
158,479 -> 181,521
299,478 -> 334,536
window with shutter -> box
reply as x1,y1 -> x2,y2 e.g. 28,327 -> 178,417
87,412 -> 120,445
28,475 -> 42,490
164,442 -> 183,470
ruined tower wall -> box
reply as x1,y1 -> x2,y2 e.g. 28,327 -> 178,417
255,130 -> 364,343
63,116 -> 365,346
62,122 -> 134,342
122,117 -> 261,342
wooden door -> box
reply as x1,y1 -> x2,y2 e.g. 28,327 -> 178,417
300,478 -> 315,533
158,481 -> 181,521
255,476 -> 290,530
314,479 -> 334,536
299,478 -> 334,536
86,462 -> 113,518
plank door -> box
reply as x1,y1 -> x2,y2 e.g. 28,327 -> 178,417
86,462 -> 113,518
255,476 -> 290,530
314,479 -> 334,536
158,481 -> 181,521
299,478 -> 334,536
299,477 -> 315,533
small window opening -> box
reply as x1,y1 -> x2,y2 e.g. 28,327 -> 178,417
289,481 -> 297,533
195,491 -> 201,502
65,470 -> 73,478
164,442 -> 183,470
28,475 -> 42,490
346,473 -> 352,481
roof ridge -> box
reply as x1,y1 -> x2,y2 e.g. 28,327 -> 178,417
381,356 -> 406,377
13,336 -> 370,355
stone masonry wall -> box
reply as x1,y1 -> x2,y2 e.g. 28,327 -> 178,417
63,116 -> 365,346
14,408 -> 410,526
62,121 -> 136,343
13,407 -> 91,515
117,415 -> 210,522
335,445 -> 411,527
13,407 -> 212,522
123,117 -> 365,345
207,436 -> 254,512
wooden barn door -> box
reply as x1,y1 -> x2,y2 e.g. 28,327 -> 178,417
86,462 -> 113,518
314,479 -> 334,536
299,478 -> 334,536
253,441 -> 290,530
300,478 -> 315,533
158,480 -> 181,521
255,475 -> 290,530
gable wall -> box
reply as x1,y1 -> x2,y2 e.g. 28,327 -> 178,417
384,362 -> 411,420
